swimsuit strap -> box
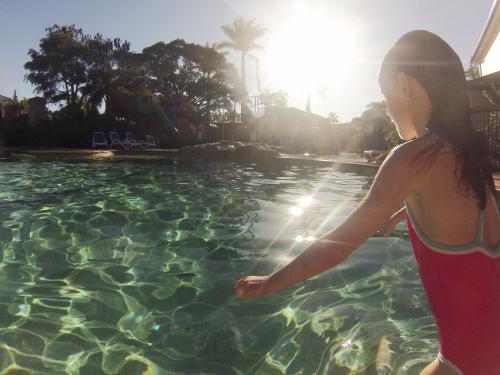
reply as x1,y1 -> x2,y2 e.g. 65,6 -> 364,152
477,190 -> 500,244
492,191 -> 500,217
478,190 -> 500,245
475,209 -> 485,243
405,200 -> 497,251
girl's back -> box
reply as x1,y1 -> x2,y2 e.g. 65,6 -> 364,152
405,134 -> 499,249
404,134 -> 500,375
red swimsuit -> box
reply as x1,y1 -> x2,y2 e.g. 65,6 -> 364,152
405,202 -> 500,375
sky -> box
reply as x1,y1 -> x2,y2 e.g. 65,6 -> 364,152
0,0 -> 495,122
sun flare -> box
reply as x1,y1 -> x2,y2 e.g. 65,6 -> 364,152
266,7 -> 357,94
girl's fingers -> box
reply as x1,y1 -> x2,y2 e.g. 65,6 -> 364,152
234,276 -> 250,289
234,277 -> 251,296
235,276 -> 261,286
234,276 -> 269,298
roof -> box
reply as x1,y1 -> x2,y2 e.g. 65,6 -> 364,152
0,94 -> 12,103
471,0 -> 500,65
263,107 -> 329,125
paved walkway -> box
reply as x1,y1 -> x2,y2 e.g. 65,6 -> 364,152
7,147 -> 179,160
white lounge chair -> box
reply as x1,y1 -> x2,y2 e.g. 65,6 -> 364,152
125,132 -> 153,149
109,131 -> 133,149
92,132 -> 108,149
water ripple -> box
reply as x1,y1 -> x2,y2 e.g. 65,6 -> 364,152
0,159 -> 436,374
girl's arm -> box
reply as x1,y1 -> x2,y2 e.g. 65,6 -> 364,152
234,144 -> 418,299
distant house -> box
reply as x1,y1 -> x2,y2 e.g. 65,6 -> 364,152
256,107 -> 336,154
0,95 -> 11,103
0,94 -> 13,123
471,0 -> 500,76
0,94 -> 48,125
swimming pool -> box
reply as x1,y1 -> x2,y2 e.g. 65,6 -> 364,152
0,158 -> 437,374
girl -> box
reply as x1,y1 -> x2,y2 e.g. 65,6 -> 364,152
234,30 -> 500,375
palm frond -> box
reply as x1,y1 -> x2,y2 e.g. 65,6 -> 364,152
220,17 -> 266,53
217,41 -> 236,50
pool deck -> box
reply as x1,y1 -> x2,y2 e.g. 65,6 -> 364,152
5,147 -> 500,193
6,147 -> 179,160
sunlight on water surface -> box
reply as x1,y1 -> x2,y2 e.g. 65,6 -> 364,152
0,158 -> 437,374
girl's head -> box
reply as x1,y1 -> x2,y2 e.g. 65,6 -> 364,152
378,30 -> 494,208
378,30 -> 470,140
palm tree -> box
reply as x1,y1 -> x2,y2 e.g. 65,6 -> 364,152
219,17 -> 266,89
247,53 -> 261,93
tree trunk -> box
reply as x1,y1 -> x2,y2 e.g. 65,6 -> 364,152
104,87 -> 110,115
241,50 -> 246,120
241,51 -> 246,87
255,56 -> 261,93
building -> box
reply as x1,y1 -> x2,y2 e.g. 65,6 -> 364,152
471,0 -> 500,76
0,94 -> 12,122
469,0 -> 500,169
255,107 -> 337,154
468,0 -> 500,112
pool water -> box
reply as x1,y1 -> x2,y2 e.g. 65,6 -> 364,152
0,159 -> 437,374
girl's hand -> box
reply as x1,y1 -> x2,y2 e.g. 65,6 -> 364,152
234,275 -> 272,299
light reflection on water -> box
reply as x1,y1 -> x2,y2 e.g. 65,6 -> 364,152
0,159 -> 436,374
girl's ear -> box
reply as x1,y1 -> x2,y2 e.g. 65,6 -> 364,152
396,72 -> 411,99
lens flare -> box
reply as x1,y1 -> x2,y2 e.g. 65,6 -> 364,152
290,206 -> 303,216
297,196 -> 313,207
266,7 -> 358,93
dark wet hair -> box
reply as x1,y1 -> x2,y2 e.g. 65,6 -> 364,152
380,30 -> 494,209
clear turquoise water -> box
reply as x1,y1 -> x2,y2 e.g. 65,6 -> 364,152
0,159 -> 438,374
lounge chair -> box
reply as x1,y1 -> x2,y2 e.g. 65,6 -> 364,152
125,132 -> 153,149
109,131 -> 133,149
145,134 -> 160,148
92,132 -> 108,149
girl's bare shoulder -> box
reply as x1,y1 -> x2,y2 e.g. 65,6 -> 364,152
380,133 -> 454,194
387,132 -> 451,166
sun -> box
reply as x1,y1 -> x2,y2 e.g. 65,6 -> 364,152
266,7 -> 357,94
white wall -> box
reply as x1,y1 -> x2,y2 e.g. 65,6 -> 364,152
481,33 -> 500,75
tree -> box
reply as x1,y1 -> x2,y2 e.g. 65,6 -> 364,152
25,25 -> 89,111
114,51 -> 148,95
142,39 -> 237,124
142,40 -> 183,97
257,90 -> 288,110
351,101 -> 398,150
465,65 -> 480,81
247,53 -> 262,93
184,42 -> 236,124
25,25 -> 135,115
83,33 -> 131,113
219,17 -> 266,90
352,101 -> 387,120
